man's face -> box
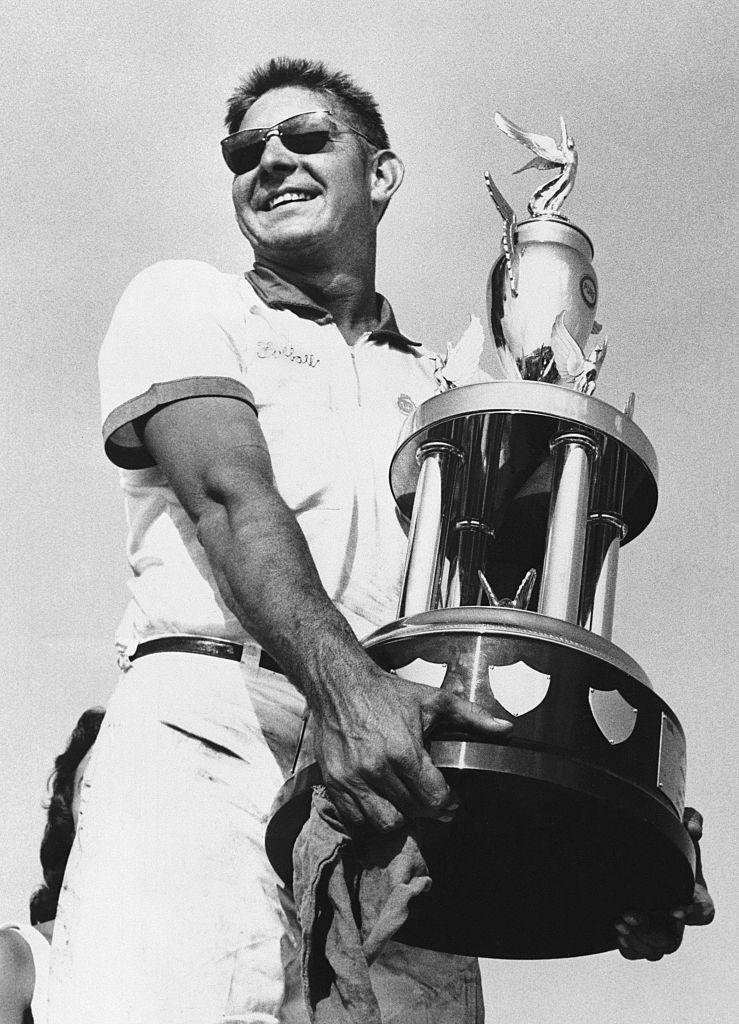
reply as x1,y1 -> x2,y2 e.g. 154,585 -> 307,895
230,86 -> 377,264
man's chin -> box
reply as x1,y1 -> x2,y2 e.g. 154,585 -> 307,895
249,221 -> 327,259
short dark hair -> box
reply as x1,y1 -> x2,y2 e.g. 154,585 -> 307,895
224,57 -> 390,149
29,708 -> 105,924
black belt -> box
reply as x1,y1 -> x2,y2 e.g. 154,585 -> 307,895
130,635 -> 283,675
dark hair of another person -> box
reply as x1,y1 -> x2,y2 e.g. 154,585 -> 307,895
224,56 -> 390,150
29,708 -> 105,924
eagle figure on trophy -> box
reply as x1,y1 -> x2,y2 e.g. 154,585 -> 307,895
494,111 -> 577,219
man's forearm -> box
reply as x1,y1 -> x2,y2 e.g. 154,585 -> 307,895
196,464 -> 370,710
139,397 -> 370,712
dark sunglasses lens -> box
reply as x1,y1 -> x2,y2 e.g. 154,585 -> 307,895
222,138 -> 264,175
281,129 -> 331,155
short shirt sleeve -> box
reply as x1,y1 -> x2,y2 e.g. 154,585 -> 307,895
99,260 -> 256,468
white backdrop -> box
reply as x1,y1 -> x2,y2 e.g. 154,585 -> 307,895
1,2 -> 736,1021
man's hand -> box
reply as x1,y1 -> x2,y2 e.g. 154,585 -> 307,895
615,806 -> 715,960
311,657 -> 512,835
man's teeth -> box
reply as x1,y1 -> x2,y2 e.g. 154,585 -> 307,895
267,191 -> 312,210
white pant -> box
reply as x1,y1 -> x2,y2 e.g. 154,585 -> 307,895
48,649 -> 483,1024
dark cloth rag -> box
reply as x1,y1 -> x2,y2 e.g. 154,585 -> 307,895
292,787 -> 433,1023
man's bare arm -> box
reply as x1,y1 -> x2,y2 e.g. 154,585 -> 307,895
140,395 -> 512,833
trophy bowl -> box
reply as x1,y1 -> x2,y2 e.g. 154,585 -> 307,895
488,218 -> 599,383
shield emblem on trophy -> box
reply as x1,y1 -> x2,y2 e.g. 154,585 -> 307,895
488,662 -> 550,718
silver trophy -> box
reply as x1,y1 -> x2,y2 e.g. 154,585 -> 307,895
266,113 -> 695,959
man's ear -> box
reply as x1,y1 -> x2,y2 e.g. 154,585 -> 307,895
370,150 -> 405,222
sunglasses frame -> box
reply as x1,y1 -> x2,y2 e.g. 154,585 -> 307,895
221,109 -> 376,175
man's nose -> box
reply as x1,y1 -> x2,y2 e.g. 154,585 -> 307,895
258,133 -> 298,172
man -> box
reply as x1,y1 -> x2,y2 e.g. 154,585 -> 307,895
48,58 -> 712,1024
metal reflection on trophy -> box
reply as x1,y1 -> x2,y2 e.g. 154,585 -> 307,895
265,112 -> 695,961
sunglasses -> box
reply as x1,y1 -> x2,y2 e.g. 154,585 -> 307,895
221,110 -> 375,175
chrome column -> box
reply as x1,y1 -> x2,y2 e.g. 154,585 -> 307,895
580,431 -> 630,637
539,432 -> 599,622
584,513 -> 628,639
445,415 -> 506,607
399,442 -> 464,617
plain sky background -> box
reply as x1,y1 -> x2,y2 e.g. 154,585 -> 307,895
1,1 -> 736,1021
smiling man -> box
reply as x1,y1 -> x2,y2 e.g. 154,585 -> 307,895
46,58 -> 514,1024
47,58 -> 712,1024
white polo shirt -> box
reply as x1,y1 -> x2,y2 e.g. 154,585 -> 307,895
99,259 -> 450,653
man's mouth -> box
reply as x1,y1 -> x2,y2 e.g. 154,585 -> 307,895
265,190 -> 316,211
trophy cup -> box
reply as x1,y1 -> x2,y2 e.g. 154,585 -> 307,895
265,112 -> 695,958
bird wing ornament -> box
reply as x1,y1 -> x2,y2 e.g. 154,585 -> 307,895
587,335 -> 608,392
478,568 -> 537,610
495,111 -> 566,167
484,171 -> 519,296
494,111 -> 578,218
441,315 -> 486,388
549,311 -> 607,394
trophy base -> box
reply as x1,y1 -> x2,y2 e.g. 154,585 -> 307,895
266,752 -> 694,959
265,610 -> 696,959
397,743 -> 693,958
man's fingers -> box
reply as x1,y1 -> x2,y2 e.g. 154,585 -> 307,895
682,806 -> 703,840
428,691 -> 512,739
353,741 -> 459,825
617,928 -> 680,960
360,757 -> 456,826
617,939 -> 650,960
673,806 -> 714,925
401,749 -> 460,821
325,746 -> 455,834
323,734 -> 460,830
326,786 -> 372,834
671,883 -> 715,926
616,912 -> 684,959
617,934 -> 666,961
327,781 -> 405,836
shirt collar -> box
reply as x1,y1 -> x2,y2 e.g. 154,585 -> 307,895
245,263 -> 420,348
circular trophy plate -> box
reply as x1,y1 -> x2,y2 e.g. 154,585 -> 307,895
390,381 -> 658,544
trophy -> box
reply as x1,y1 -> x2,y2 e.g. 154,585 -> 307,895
265,112 -> 695,958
